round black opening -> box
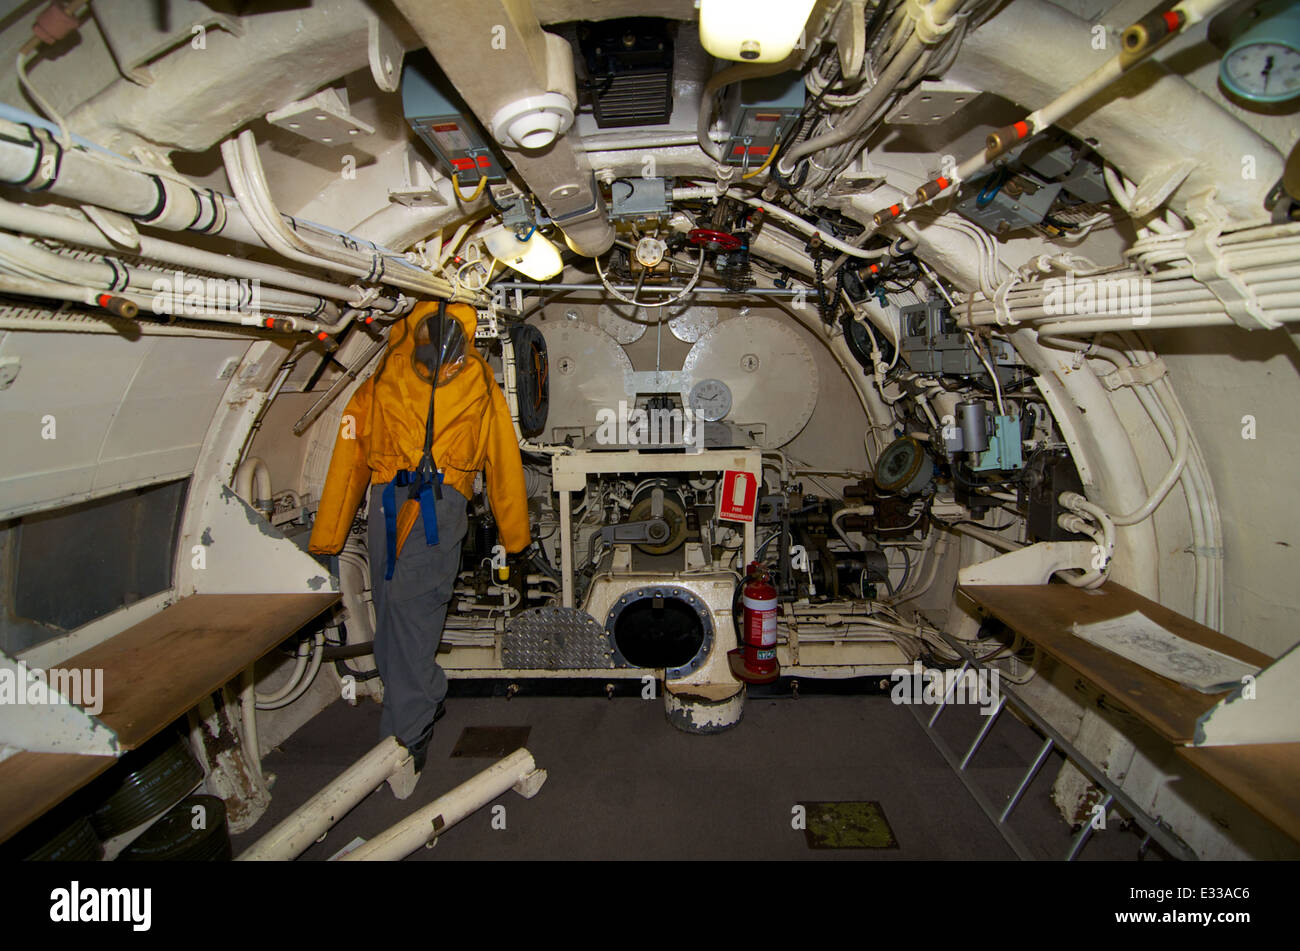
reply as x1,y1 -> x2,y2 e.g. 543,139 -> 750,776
612,596 -> 705,669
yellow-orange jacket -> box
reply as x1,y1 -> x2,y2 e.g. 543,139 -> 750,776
308,301 -> 531,556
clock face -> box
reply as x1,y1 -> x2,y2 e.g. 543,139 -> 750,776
1221,41 -> 1300,103
689,378 -> 733,422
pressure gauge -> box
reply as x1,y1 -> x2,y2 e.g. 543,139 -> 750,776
1219,0 -> 1300,107
689,378 -> 733,422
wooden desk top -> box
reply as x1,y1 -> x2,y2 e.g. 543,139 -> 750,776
959,582 -> 1271,745
1,592 -> 338,846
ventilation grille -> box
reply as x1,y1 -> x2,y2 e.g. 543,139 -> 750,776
591,70 -> 673,128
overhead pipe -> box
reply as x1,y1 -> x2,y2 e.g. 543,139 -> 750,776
221,131 -> 477,304
0,198 -> 388,306
0,118 -> 262,244
0,268 -> 347,336
0,118 -> 463,308
0,232 -> 340,321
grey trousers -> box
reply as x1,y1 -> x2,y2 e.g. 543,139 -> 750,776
366,482 -> 468,748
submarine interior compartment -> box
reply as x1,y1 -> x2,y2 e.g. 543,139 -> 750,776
0,0 -> 1297,862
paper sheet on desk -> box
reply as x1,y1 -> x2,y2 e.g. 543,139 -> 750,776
1071,611 -> 1261,694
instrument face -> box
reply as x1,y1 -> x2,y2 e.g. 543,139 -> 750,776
688,377 -> 733,422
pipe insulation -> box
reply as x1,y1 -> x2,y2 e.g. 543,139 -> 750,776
0,119 -> 477,309
959,222 -> 1300,333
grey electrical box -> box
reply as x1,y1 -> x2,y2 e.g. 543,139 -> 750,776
899,300 -> 985,375
955,172 -> 1062,235
610,177 -> 669,220
722,72 -> 805,169
402,54 -> 506,187
1020,139 -> 1109,205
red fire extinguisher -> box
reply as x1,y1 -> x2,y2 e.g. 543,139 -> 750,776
729,561 -> 780,684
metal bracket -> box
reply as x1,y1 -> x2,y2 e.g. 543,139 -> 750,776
267,87 -> 376,147
1184,191 -> 1278,330
1100,356 -> 1167,390
958,541 -> 1096,586
367,14 -> 404,93
1129,159 -> 1196,217
389,158 -> 448,209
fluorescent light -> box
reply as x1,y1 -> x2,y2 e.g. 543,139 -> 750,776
699,0 -> 817,63
483,226 -> 564,281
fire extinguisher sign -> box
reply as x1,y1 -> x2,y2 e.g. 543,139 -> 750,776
718,469 -> 758,523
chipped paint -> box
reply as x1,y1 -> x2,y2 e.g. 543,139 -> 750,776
664,687 -> 745,735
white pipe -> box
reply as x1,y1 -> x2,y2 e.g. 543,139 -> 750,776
237,737 -> 412,861
1039,334 -> 1213,619
582,132 -> 724,152
256,631 -> 325,711
240,667 -> 262,781
255,639 -> 313,706
0,119 -> 454,306
340,748 -> 544,861
0,201 -> 364,302
831,505 -> 875,548
742,197 -> 890,259
0,272 -> 135,311
222,131 -> 475,304
234,457 -> 273,515
1059,493 -> 1116,588
0,234 -> 338,318
947,521 -> 1023,552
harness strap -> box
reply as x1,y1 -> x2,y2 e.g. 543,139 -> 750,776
381,470 -> 444,579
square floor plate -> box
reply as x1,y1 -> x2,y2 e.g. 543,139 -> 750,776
800,801 -> 899,850
450,726 -> 531,759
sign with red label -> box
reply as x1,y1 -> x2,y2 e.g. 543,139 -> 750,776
719,469 -> 758,523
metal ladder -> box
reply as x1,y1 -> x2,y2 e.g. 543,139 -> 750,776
905,631 -> 1196,862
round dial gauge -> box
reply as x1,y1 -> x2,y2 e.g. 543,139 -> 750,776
689,378 -> 733,422
1221,41 -> 1300,104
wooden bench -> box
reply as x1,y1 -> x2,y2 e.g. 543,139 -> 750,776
959,581 -> 1297,844
0,592 -> 338,846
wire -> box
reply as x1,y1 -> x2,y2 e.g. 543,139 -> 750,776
453,173 -> 488,203
15,53 -> 71,148
964,330 -> 1006,417
975,167 -> 1007,207
741,143 -> 781,180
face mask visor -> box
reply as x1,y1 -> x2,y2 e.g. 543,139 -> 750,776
411,311 -> 467,386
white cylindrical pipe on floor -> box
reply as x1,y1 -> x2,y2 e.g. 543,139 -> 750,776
340,748 -> 545,861
237,736 -> 410,861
